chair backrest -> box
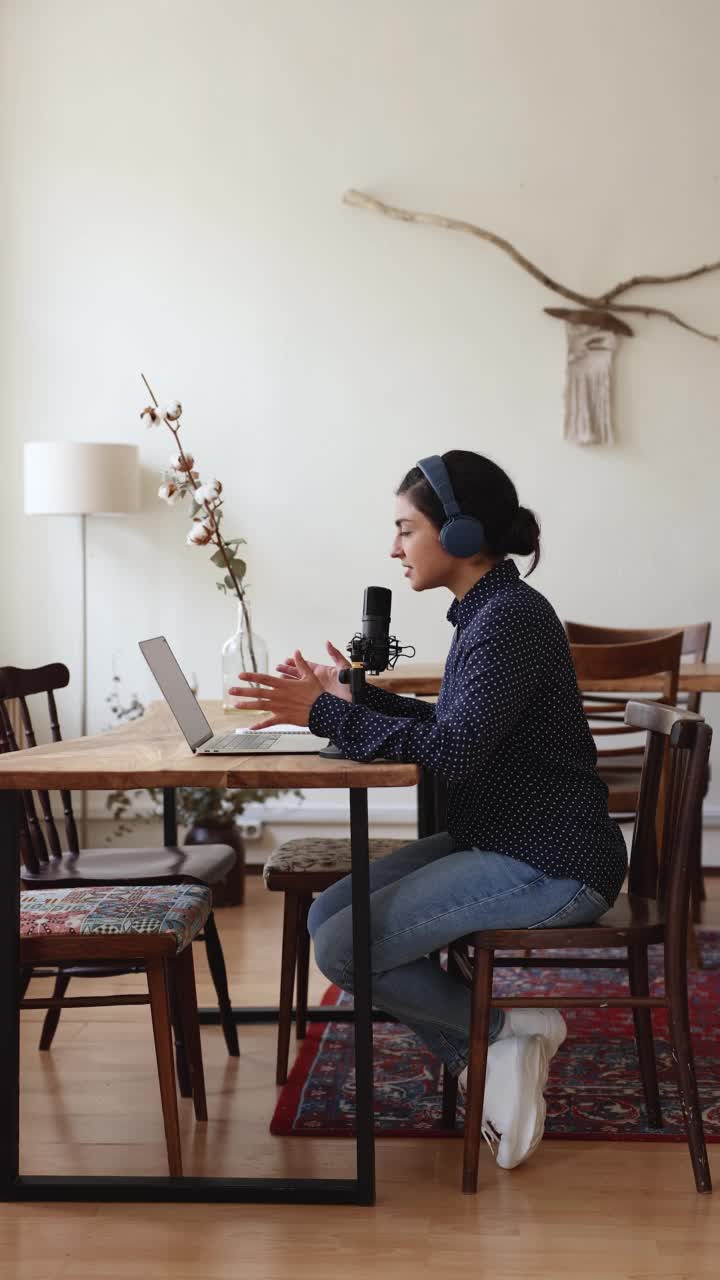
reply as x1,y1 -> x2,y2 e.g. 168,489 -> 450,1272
569,632 -> 684,757
0,664 -> 80,871
624,701 -> 712,946
565,621 -> 711,714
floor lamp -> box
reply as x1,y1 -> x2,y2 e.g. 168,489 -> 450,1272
23,442 -> 140,844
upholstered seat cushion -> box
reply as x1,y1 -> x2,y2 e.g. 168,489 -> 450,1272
20,884 -> 211,953
263,837 -> 407,884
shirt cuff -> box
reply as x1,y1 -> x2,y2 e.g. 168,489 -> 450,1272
309,691 -> 352,741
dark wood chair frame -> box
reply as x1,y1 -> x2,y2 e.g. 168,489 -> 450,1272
441,700 -> 713,1195
566,622 -> 712,920
569,631 -> 683,825
266,872 -> 334,1086
19,927 -> 207,1177
0,662 -> 240,1088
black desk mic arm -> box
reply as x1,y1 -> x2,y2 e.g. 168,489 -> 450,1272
337,635 -> 417,703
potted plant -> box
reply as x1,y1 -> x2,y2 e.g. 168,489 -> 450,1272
172,784 -> 298,906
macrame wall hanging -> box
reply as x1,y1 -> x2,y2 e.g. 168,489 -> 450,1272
343,189 -> 719,446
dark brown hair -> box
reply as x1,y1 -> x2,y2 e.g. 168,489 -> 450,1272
396,450 -> 540,575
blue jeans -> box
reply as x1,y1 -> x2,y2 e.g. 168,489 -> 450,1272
308,833 -> 610,1075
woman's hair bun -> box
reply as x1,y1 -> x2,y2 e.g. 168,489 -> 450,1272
504,506 -> 541,568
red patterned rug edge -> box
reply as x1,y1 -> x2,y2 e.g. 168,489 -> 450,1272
269,979 -> 720,1143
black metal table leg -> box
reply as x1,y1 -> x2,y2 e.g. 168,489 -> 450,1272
349,786 -> 375,1205
163,787 -> 177,846
416,767 -> 437,838
433,775 -> 448,833
0,792 -> 20,1198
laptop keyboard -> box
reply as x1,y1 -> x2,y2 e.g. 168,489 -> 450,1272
208,733 -> 279,752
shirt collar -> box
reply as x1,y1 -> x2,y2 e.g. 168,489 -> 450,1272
446,558 -> 520,627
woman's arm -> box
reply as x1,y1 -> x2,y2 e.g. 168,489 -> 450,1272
309,605 -> 544,781
359,683 -> 436,723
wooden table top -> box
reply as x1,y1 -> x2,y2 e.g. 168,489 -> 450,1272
372,661 -> 720,696
0,700 -> 420,791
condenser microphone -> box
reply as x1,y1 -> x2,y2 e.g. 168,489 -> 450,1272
361,586 -> 393,674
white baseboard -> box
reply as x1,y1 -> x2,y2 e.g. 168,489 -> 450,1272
241,797 -> 720,828
86,791 -> 720,828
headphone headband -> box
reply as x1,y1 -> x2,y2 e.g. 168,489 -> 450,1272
415,454 -> 487,559
416,456 -> 461,518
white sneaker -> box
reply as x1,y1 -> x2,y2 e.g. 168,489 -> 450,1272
458,1034 -> 549,1170
497,1008 -> 567,1060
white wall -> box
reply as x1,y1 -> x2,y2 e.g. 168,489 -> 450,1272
2,0 -> 719,837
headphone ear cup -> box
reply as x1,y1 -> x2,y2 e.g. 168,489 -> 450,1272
440,515 -> 487,558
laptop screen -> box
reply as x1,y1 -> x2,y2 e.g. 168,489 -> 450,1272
139,636 -> 213,751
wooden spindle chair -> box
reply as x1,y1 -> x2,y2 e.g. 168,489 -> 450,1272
442,701 -> 713,1195
565,622 -> 711,919
0,662 -> 240,1078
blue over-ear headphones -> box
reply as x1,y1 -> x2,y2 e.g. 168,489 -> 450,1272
416,455 -> 487,558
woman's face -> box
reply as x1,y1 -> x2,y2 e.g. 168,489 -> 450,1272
390,494 -> 455,592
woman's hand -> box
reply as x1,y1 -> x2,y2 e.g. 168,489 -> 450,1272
228,651 -> 327,728
275,640 -> 352,703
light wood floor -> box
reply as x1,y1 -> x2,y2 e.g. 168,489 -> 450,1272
4,875 -> 720,1280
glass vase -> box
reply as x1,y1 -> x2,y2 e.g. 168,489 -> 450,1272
221,601 -> 268,710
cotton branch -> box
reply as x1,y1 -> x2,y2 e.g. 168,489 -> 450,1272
343,188 -> 720,344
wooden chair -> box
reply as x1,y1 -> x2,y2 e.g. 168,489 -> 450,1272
568,631 -> 683,826
0,662 -> 240,1079
263,837 -> 407,1084
20,882 -> 210,1177
566,622 -> 712,918
441,700 -> 713,1195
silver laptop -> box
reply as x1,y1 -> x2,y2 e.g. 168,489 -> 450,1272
139,636 -> 330,754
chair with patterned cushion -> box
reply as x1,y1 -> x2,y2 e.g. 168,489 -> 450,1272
0,662 -> 240,1079
263,837 -> 407,1084
20,883 -> 210,1177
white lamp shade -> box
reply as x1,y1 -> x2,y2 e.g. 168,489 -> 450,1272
24,442 -> 140,516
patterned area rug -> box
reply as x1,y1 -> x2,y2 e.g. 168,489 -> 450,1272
270,932 -> 720,1140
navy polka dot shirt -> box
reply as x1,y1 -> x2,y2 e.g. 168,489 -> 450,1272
309,558 -> 628,906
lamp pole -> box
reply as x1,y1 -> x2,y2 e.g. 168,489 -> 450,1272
80,512 -> 88,844
23,442 -> 140,850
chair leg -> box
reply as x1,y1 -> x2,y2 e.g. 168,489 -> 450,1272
202,910 -> 240,1058
690,802 -> 705,924
276,894 -> 300,1085
39,969 -> 71,1051
462,947 -> 494,1194
19,966 -> 33,1001
173,946 -> 208,1122
665,940 -> 712,1192
295,896 -> 312,1042
441,947 -> 460,1129
168,969 -> 193,1098
627,943 -> 662,1128
145,958 -> 183,1178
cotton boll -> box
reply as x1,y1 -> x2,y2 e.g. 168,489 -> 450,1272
195,480 -> 222,505
186,521 -> 213,546
162,401 -> 182,422
158,481 -> 181,505
171,452 -> 195,472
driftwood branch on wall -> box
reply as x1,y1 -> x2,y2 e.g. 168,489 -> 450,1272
343,189 -> 720,344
